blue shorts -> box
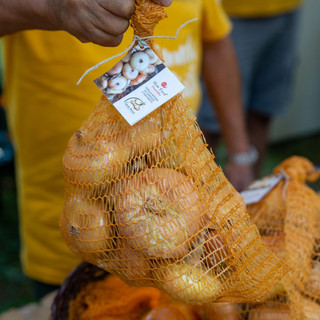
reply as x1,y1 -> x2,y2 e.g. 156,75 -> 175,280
197,9 -> 301,133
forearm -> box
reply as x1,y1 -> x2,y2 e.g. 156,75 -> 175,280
202,36 -> 249,154
0,0 -> 55,36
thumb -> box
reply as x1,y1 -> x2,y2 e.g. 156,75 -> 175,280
151,0 -> 173,7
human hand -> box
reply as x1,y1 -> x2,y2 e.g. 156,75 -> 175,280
224,162 -> 256,192
152,0 -> 173,6
47,0 -> 172,46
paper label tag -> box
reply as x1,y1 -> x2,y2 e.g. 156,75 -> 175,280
94,41 -> 185,126
240,173 -> 284,205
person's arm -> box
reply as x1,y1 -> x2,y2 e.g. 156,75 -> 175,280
202,36 -> 256,191
0,0 -> 172,46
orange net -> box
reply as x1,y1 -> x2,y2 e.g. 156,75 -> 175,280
240,156 -> 320,319
60,0 -> 289,304
68,273 -> 241,320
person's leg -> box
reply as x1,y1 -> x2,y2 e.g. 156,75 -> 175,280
247,111 -> 271,177
248,9 -> 302,176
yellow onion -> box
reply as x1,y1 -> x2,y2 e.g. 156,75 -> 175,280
305,263 -> 320,299
63,109 -> 179,189
142,304 -> 195,320
155,262 -> 222,303
197,228 -> 229,269
261,233 -> 286,260
60,196 -> 114,264
248,304 -> 291,320
97,239 -> 153,286
193,302 -> 241,320
114,168 -> 207,259
63,132 -> 131,186
301,297 -> 320,320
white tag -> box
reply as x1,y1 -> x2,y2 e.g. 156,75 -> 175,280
94,41 -> 184,126
240,174 -> 284,205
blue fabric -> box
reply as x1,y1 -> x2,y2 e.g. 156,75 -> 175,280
197,9 -> 301,133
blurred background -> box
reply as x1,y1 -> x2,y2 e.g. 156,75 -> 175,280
0,0 -> 319,314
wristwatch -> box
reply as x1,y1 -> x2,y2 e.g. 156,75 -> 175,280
228,146 -> 259,166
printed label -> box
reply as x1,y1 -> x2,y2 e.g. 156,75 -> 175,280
240,174 -> 284,205
94,41 -> 184,126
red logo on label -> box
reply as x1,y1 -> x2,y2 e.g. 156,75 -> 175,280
161,82 -> 167,88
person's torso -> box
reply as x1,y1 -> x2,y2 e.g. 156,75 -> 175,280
222,0 -> 302,17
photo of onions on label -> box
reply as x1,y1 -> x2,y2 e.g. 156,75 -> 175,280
95,41 -> 165,104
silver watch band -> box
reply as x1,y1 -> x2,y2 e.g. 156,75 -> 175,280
228,146 -> 259,165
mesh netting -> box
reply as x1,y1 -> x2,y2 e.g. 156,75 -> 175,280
59,0 -> 289,304
239,156 -> 320,319
62,265 -> 240,320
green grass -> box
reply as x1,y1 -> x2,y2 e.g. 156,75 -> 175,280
0,132 -> 319,313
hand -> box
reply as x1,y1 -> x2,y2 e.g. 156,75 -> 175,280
46,0 -> 172,47
152,0 -> 172,6
224,161 -> 256,192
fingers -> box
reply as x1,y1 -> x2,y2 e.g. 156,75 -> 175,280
47,0 -> 172,47
97,0 -> 135,19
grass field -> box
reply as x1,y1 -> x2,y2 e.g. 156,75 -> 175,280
0,132 -> 320,313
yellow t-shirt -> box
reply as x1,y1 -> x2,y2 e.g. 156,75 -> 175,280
222,0 -> 302,17
3,0 -> 231,284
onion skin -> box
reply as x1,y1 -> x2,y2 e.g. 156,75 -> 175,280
155,262 -> 222,303
248,305 -> 291,320
107,60 -> 124,76
63,136 -> 131,185
143,304 -> 196,320
123,63 -> 139,80
130,51 -> 151,72
305,263 -> 320,298
193,302 -> 241,320
60,197 -> 113,264
115,168 -> 207,259
130,73 -> 147,86
200,228 -> 228,269
97,240 -> 153,286
144,48 -> 159,64
261,234 -> 286,260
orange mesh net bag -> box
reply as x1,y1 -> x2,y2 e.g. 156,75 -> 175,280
238,156 -> 320,319
60,0 -> 289,304
52,262 -> 241,320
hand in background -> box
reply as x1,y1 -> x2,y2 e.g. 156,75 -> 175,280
224,162 -> 256,192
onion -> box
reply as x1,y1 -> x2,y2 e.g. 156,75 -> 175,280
143,304 -> 195,320
60,197 -> 114,264
97,239 -> 153,286
301,297 -> 320,319
193,302 -> 241,320
261,234 -> 286,260
114,168 -> 207,259
63,132 -> 131,186
63,105 -> 180,189
155,262 -> 222,303
248,304 -> 291,320
107,60 -> 124,76
130,51 -> 151,72
197,228 -> 228,269
305,263 -> 320,297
